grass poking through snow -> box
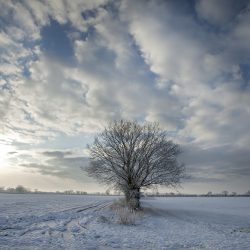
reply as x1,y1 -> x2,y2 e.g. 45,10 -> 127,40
109,198 -> 144,225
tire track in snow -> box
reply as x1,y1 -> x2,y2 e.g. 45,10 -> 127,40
0,200 -> 111,243
54,201 -> 112,244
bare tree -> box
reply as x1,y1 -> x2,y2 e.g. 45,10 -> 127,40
15,185 -> 29,193
222,190 -> 228,196
206,191 -> 212,197
86,120 -> 184,209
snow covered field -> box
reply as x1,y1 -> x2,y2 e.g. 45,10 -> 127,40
0,194 -> 249,250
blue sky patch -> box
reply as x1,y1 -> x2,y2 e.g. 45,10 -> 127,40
41,19 -> 75,64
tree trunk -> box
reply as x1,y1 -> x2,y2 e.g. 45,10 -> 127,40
124,187 -> 140,210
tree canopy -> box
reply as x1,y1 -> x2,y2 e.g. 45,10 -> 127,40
86,120 -> 184,209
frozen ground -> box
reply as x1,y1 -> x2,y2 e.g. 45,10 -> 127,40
0,194 -> 249,249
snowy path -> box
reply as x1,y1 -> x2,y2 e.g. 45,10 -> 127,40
0,195 -> 249,249
0,194 -> 115,249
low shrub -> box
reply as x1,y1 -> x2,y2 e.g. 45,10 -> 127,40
116,207 -> 136,225
110,199 -> 144,225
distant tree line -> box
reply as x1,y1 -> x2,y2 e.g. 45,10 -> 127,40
0,186 -> 116,196
0,185 -> 88,195
0,186 -> 249,197
143,190 -> 250,197
0,185 -> 30,194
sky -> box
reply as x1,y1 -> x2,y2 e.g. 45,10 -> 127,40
0,0 -> 250,194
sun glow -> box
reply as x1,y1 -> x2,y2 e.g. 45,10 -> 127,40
0,143 -> 13,169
